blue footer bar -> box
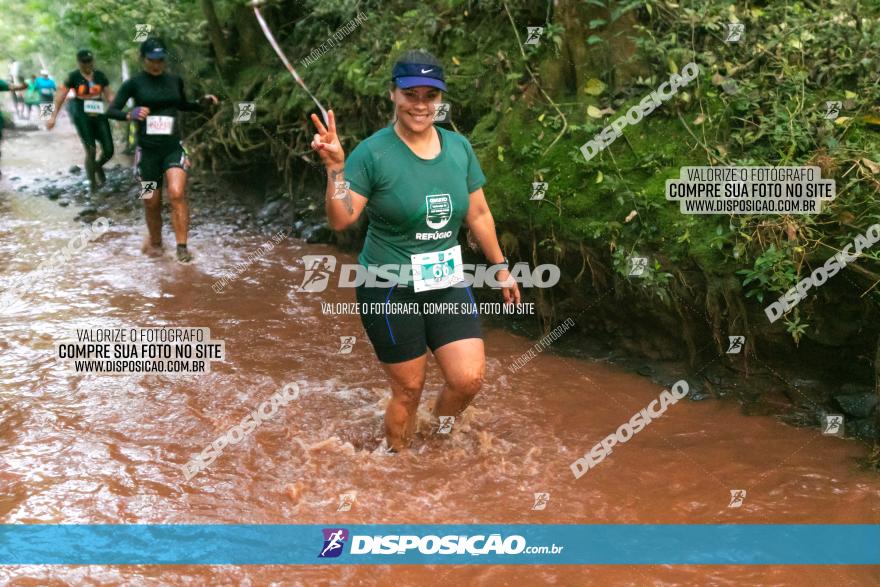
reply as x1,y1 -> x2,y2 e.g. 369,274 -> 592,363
1,524 -> 877,565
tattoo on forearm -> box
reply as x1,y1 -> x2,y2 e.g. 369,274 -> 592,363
329,169 -> 353,215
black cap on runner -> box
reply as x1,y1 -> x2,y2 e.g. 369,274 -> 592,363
76,49 -> 94,63
391,50 -> 446,91
139,38 -> 167,60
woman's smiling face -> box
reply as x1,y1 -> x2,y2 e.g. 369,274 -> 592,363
390,85 -> 442,133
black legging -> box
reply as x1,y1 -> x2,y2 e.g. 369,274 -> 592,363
72,114 -> 114,169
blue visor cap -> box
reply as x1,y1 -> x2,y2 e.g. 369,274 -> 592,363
392,62 -> 447,91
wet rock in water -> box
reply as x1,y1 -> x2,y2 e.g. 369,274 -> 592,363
847,417 -> 878,441
257,200 -> 283,223
636,364 -> 653,376
45,187 -> 64,200
58,200 -> 70,207
76,208 -> 99,222
9,176 -> 20,181
69,165 -> 81,174
834,392 -> 878,418
302,224 -> 332,243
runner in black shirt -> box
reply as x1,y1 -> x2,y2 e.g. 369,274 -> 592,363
47,49 -> 115,192
107,38 -> 218,263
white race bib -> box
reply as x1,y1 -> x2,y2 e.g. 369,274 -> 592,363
411,244 -> 464,293
146,115 -> 174,135
83,100 -> 104,114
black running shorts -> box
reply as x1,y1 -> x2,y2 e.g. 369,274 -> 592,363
134,141 -> 189,185
356,282 -> 482,364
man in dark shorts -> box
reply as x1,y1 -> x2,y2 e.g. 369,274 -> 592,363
310,50 -> 520,452
46,50 -> 115,192
0,77 -> 29,177
107,38 -> 218,263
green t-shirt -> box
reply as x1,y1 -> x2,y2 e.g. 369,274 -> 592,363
345,125 -> 486,285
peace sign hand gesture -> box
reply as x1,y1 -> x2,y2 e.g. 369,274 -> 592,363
310,109 -> 344,169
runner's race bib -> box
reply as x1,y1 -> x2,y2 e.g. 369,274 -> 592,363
83,100 -> 104,115
411,244 -> 464,293
146,115 -> 174,135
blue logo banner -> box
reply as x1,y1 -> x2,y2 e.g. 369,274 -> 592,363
1,524 -> 877,565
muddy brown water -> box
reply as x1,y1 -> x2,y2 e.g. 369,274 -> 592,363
0,110 -> 877,586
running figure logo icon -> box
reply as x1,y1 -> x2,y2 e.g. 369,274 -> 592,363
133,24 -> 153,42
628,257 -> 648,277
298,255 -> 337,292
337,493 -> 355,512
432,102 -> 450,123
728,489 -> 746,508
140,181 -> 157,200
39,103 -> 55,120
437,416 -> 455,434
530,182 -> 548,201
824,101 -> 841,120
338,336 -> 356,354
724,23 -> 744,42
234,102 -> 256,123
726,336 -> 745,354
822,414 -> 844,436
318,528 -> 349,558
531,492 -> 550,510
525,27 -> 544,45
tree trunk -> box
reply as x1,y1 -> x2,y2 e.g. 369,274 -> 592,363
200,0 -> 227,68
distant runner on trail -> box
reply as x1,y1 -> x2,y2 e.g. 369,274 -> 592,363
46,49 -> 115,193
34,70 -> 56,104
309,50 -> 520,452
0,77 -> 28,177
23,74 -> 40,119
107,37 -> 218,263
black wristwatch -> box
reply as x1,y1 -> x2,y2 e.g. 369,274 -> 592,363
495,256 -> 510,270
